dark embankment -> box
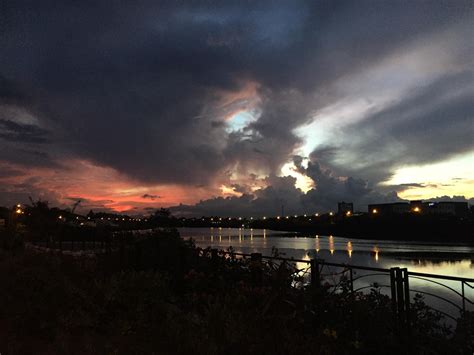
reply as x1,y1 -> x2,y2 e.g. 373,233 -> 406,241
0,229 -> 472,354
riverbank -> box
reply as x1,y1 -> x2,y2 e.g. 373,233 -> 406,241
1,230 -> 472,354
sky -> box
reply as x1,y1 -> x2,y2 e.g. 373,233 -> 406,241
1,0 -> 473,216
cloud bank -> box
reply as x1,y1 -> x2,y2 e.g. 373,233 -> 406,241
1,0 -> 473,214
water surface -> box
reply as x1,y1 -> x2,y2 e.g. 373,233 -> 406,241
180,227 -> 474,316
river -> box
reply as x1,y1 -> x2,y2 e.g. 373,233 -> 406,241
179,227 -> 474,318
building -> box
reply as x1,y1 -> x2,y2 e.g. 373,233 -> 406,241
368,200 -> 470,217
338,202 -> 354,216
423,201 -> 469,216
368,202 -> 410,215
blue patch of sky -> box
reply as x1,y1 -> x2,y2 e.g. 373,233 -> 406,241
226,110 -> 258,133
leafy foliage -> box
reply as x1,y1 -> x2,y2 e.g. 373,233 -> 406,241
0,231 -> 471,354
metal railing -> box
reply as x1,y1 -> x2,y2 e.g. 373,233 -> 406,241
212,249 -> 473,325
26,235 -> 474,326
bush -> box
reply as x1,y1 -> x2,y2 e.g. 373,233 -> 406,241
0,231 -> 471,354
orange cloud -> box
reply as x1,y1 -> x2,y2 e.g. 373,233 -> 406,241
0,159 -> 222,214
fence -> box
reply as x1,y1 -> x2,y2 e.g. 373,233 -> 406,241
28,233 -> 473,329
212,250 -> 473,331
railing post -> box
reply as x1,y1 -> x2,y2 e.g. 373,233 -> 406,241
310,259 -> 321,288
390,267 -> 411,339
461,281 -> 465,314
250,253 -> 262,285
106,237 -> 111,255
119,237 -> 124,269
390,267 -> 399,328
211,249 -> 218,271
135,242 -> 141,270
349,268 -> 354,293
402,268 -> 411,334
396,268 -> 405,327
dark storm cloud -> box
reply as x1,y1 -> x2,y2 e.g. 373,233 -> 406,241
319,71 -> 474,184
171,175 -> 306,217
1,0 -> 473,212
142,194 -> 161,200
170,170 -> 402,217
0,119 -> 50,143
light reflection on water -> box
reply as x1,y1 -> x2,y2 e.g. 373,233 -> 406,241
182,227 -> 473,276
180,227 -> 474,315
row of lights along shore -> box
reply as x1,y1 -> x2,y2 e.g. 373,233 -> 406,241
210,207 -> 425,220
208,212 -> 342,221
14,204 -> 423,222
